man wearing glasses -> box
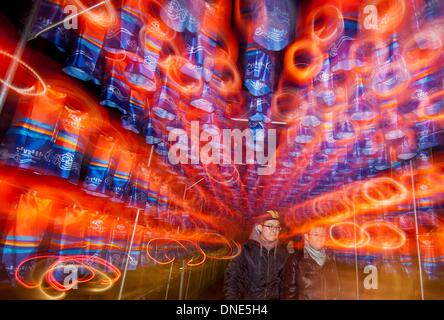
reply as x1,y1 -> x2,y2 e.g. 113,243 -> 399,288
224,210 -> 289,299
281,225 -> 341,300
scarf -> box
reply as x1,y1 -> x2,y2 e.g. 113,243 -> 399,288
304,241 -> 327,266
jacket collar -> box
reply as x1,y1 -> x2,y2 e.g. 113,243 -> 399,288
302,248 -> 332,262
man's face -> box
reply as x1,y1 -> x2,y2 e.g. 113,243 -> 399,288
258,219 -> 281,242
305,227 -> 327,250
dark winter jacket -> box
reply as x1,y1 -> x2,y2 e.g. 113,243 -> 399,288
223,239 -> 289,300
281,249 -> 341,300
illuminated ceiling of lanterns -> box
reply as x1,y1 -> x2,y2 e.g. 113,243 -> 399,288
0,0 -> 443,299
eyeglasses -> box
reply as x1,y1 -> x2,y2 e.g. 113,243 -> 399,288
308,232 -> 327,238
262,224 -> 282,232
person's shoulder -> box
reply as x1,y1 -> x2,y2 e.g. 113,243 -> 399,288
326,250 -> 338,262
244,239 -> 259,247
243,239 -> 260,252
229,240 -> 255,262
287,249 -> 304,262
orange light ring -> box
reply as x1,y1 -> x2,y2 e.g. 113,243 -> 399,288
362,221 -> 406,250
271,88 -> 305,124
203,163 -> 241,186
146,238 -> 179,265
197,232 -> 238,260
139,0 -> 176,43
14,255 -> 121,296
46,256 -> 116,291
349,182 -> 383,210
0,50 -> 47,96
308,5 -> 344,47
45,262 -> 96,292
14,255 -> 53,289
284,39 -> 325,84
312,195 -> 351,221
329,221 -> 370,248
226,239 -> 242,260
176,239 -> 207,267
162,56 -> 204,97
146,237 -> 208,267
70,0 -> 118,27
363,177 -> 408,206
104,49 -> 128,62
61,255 -> 121,283
209,55 -> 242,97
